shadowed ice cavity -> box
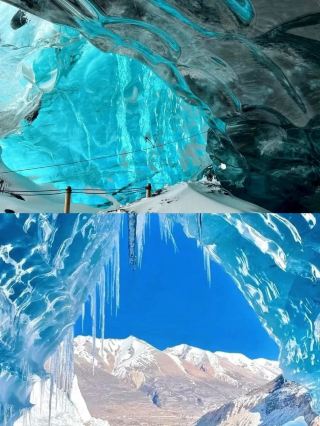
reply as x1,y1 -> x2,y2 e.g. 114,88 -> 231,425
0,214 -> 320,424
0,3 -> 209,207
1,0 -> 320,210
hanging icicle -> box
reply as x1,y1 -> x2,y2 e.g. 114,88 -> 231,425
47,328 -> 74,426
197,213 -> 203,245
98,267 -> 106,355
128,212 -> 137,267
203,246 -> 212,285
90,289 -> 96,376
136,214 -> 149,268
158,215 -> 177,251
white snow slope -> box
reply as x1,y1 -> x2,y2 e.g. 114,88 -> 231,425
123,181 -> 267,213
14,375 -> 109,426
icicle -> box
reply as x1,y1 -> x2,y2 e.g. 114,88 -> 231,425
40,378 -> 45,415
104,234 -> 120,316
197,213 -> 203,244
81,302 -> 86,334
47,328 -> 74,425
3,404 -> 13,426
91,289 -> 96,376
22,407 -> 31,426
113,242 -> 120,314
99,267 -> 106,355
136,214 -> 149,268
48,372 -> 54,426
128,212 -> 137,267
203,247 -> 212,284
158,215 -> 177,250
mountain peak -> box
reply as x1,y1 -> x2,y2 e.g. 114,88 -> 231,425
195,375 -> 319,426
71,336 -> 281,425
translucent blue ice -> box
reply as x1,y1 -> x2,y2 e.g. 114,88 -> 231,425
0,214 -> 123,424
1,1 -> 320,210
173,213 -> 320,412
0,3 -> 209,207
0,213 -> 320,424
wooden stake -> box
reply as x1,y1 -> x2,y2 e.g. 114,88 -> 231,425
64,186 -> 72,213
145,183 -> 152,198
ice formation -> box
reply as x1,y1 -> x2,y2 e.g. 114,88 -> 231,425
0,213 -> 320,425
1,0 -> 320,210
0,214 -> 122,424
173,213 -> 320,413
0,2 -> 209,208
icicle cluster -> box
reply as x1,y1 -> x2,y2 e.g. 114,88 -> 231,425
0,214 -> 123,425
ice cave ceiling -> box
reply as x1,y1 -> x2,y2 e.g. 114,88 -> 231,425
0,213 -> 320,425
0,0 -> 320,211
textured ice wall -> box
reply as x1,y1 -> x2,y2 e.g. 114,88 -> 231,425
172,213 -> 320,412
0,3 -> 209,207
1,0 -> 320,210
0,214 -> 122,424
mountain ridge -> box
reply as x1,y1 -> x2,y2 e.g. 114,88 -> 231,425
14,336 -> 319,426
73,335 -> 280,425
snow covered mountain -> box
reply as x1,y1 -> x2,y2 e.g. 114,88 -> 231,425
195,376 -> 320,426
14,336 -> 320,426
72,336 -> 280,425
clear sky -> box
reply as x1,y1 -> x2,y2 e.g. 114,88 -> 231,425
75,215 -> 279,360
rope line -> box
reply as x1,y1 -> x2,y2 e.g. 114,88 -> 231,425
0,186 -> 148,198
2,188 -> 144,193
0,130 -> 208,176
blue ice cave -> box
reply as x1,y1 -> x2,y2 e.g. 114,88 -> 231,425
0,213 -> 320,424
0,2 -> 209,207
1,1 -> 320,211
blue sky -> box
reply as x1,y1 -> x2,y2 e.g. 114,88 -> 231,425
75,215 -> 279,360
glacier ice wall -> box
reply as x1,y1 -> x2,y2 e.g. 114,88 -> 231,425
173,213 -> 320,412
1,0 -> 320,210
0,214 -> 122,424
0,213 -> 320,424
0,3 -> 209,207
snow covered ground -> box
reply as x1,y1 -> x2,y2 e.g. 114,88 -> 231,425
121,181 -> 267,213
14,376 -> 109,426
0,156 -> 98,213
0,166 -> 266,214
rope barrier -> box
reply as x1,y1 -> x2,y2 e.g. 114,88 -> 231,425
0,130 -> 208,176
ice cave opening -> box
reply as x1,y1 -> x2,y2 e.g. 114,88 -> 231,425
1,1 -> 320,211
0,213 -> 320,425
